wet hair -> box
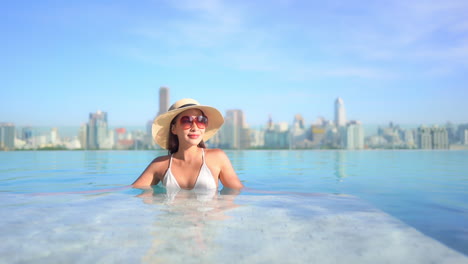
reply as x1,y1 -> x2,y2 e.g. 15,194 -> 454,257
167,111 -> 207,154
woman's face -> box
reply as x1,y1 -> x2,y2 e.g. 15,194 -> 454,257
171,109 -> 207,147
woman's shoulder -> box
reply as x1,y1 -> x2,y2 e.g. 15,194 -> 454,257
153,154 -> 171,162
205,148 -> 229,161
148,154 -> 171,170
205,148 -> 225,155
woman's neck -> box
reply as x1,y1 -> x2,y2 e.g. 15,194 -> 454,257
174,145 -> 202,161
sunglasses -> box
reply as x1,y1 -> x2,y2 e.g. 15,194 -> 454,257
179,115 -> 208,130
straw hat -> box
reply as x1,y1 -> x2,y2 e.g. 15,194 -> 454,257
152,98 -> 224,149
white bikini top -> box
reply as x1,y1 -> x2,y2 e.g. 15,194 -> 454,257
162,148 -> 217,191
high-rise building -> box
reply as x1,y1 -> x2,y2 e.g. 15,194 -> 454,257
22,126 -> 33,143
445,122 -> 457,144
267,114 -> 274,131
293,114 -> 305,129
341,120 -> 364,149
264,120 -> 290,149
416,126 -> 449,149
310,125 -> 326,146
158,86 -> 170,116
458,124 -> 468,144
417,127 -> 432,149
100,129 -> 115,149
334,97 -> 346,127
221,109 -> 250,149
144,120 -> 156,149
0,123 -> 15,150
87,110 -> 108,149
463,129 -> 468,145
79,123 -> 87,149
50,128 -> 59,145
403,129 -> 416,148
249,129 -> 264,148
146,120 -> 153,136
432,127 -> 449,149
291,114 -> 307,148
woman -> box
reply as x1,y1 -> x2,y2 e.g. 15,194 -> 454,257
132,98 -> 243,191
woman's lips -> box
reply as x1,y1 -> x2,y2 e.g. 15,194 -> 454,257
188,134 -> 200,139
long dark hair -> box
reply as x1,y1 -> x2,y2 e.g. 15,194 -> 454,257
167,112 -> 206,154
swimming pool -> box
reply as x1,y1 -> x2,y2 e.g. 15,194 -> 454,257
1,150 -> 467,263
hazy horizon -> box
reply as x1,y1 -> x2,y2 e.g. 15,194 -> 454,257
12,121 -> 463,139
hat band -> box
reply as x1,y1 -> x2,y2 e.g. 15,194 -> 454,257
178,103 -> 197,109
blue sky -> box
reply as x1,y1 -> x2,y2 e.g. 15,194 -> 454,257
2,0 -> 468,128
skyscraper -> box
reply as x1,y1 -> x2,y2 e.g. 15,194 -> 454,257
79,123 -> 87,149
334,97 -> 346,127
341,121 -> 364,149
50,128 -> 59,145
293,114 -> 305,129
463,129 -> 468,145
416,126 -> 449,149
432,127 -> 449,149
0,123 -> 15,150
417,127 -> 432,149
158,86 -> 170,116
22,126 -> 33,143
263,121 -> 290,149
221,109 -> 250,149
291,114 -> 307,148
87,110 -> 108,149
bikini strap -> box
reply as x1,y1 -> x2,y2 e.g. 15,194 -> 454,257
201,148 -> 205,163
168,154 -> 173,168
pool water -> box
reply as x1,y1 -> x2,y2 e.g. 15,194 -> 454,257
0,150 -> 467,263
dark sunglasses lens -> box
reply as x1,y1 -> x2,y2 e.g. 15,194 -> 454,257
179,116 -> 192,129
197,116 -> 208,124
180,116 -> 192,124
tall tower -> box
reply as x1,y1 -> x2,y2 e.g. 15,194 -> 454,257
293,114 -> 305,129
342,121 -> 364,149
87,110 -> 108,149
267,114 -> 273,130
22,126 -> 33,143
50,128 -> 59,145
158,86 -> 170,116
222,109 -> 249,149
291,114 -> 306,149
0,123 -> 15,150
335,97 -> 346,127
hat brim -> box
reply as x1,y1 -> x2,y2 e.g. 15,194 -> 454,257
152,105 -> 224,149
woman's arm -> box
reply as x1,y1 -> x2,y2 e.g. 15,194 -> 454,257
214,149 -> 244,190
132,156 -> 167,188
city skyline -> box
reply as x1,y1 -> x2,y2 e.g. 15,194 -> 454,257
5,103 -> 465,150
2,1 -> 468,127
5,98 -> 467,140
7,95 -> 466,136
2,89 -> 467,151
